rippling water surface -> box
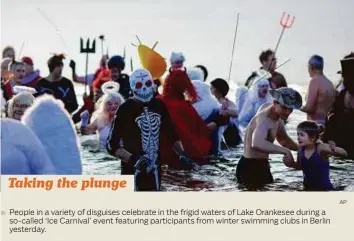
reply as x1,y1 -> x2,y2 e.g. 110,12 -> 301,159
79,86 -> 354,192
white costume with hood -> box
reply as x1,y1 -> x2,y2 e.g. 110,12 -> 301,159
22,95 -> 82,174
188,68 -> 220,121
1,118 -> 56,174
234,78 -> 273,141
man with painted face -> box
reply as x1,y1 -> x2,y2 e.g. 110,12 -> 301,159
36,54 -> 78,114
106,69 -> 194,191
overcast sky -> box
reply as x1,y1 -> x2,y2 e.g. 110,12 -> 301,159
2,0 -> 353,86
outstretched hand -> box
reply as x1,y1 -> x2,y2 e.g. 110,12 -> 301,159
69,60 -> 76,70
80,110 -> 90,128
283,150 -> 295,168
132,155 -> 156,173
328,141 -> 336,152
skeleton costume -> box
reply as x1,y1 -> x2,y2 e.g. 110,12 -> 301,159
106,69 -> 179,191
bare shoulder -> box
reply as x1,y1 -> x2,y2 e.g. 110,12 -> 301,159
257,102 -> 272,113
253,108 -> 270,126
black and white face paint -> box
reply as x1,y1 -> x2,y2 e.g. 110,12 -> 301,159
130,69 -> 154,103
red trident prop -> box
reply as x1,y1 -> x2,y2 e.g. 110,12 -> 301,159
268,13 -> 295,70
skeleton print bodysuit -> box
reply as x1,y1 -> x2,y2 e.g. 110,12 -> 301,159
106,98 -> 179,175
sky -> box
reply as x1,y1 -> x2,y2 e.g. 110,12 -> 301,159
1,0 -> 353,86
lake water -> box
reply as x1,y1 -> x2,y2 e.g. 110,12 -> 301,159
76,84 -> 354,192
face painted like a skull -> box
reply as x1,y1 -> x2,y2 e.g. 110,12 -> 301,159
130,69 -> 154,103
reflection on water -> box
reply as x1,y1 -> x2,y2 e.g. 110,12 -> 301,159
80,109 -> 354,192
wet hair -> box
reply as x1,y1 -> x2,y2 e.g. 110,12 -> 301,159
194,65 -> 208,81
308,55 -> 324,71
297,121 -> 325,141
259,49 -> 274,64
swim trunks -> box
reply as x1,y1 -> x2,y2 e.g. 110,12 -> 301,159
236,156 -> 273,189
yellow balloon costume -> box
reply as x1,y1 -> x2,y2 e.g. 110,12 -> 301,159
135,38 -> 167,80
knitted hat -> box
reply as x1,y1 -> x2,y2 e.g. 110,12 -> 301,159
269,87 -> 302,109
210,78 -> 229,97
21,56 -> 34,66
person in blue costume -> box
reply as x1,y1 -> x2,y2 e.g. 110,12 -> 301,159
293,121 -> 347,191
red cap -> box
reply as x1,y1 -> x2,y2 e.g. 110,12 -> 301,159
21,56 -> 34,66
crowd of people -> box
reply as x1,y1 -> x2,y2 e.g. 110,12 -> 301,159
1,44 -> 353,191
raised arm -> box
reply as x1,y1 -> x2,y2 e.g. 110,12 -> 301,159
276,120 -> 298,151
81,120 -> 98,135
252,117 -> 290,155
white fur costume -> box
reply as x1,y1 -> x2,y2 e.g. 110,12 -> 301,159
187,68 -> 220,121
22,95 -> 82,174
234,78 -> 273,141
1,118 -> 56,174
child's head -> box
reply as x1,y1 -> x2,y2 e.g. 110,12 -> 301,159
297,121 -> 324,147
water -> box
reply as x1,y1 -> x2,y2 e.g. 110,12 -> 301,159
3,0 -> 353,191
77,85 -> 354,192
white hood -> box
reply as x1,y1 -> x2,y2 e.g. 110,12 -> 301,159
22,95 -> 82,174
192,80 -> 220,121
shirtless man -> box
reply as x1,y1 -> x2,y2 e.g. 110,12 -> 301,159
300,55 -> 336,125
236,87 -> 302,189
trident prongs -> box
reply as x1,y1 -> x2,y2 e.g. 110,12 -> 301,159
80,38 -> 96,54
280,12 -> 295,29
